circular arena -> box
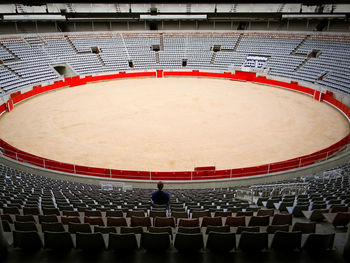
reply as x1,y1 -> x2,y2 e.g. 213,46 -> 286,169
1,2 -> 350,263
0,77 -> 349,172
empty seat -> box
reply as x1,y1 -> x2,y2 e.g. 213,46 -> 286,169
248,216 -> 270,227
62,210 -> 80,216
106,210 -> 123,217
41,222 -> 65,232
39,215 -> 59,224
174,233 -> 204,252
171,211 -> 188,220
289,205 -> 309,217
266,224 -> 289,234
44,231 -> 74,251
206,232 -> 236,252
236,226 -> 260,234
108,233 -> 138,251
201,216 -> 222,227
271,214 -> 293,225
205,225 -> 230,234
303,233 -> 335,252
214,211 -> 232,217
225,216 -> 246,227
127,210 -> 145,217
302,209 -> 328,222
178,218 -> 199,227
257,209 -> 274,217
13,230 -> 42,251
154,217 -> 175,227
107,217 -> 128,227
330,206 -> 348,213
324,212 -> 350,228
292,222 -> 316,234
15,215 -> 36,223
192,210 -> 210,218
84,216 -> 105,226
94,226 -> 117,234
130,216 -> 152,227
23,207 -> 40,216
149,210 -> 167,218
76,232 -> 106,251
3,207 -> 20,215
271,231 -> 302,251
177,226 -> 201,234
141,232 -> 171,251
149,226 -> 173,237
43,208 -> 60,216
68,222 -> 92,233
61,216 -> 81,225
120,226 -> 144,234
14,221 -> 37,232
238,232 -> 268,252
236,211 -> 253,217
85,210 -> 102,217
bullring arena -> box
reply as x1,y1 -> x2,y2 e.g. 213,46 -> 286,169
0,77 -> 349,172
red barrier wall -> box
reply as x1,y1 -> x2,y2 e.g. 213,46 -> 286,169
1,70 -> 350,181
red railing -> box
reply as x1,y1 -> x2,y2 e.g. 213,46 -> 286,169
0,69 -> 349,181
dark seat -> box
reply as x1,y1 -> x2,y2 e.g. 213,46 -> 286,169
149,210 -> 167,218
257,209 -> 274,217
248,215 -> 270,227
225,216 -> 246,227
85,210 -> 102,217
107,217 -> 128,227
44,231 -> 74,251
84,216 -> 105,226
94,226 -> 117,233
14,221 -> 38,232
271,231 -> 302,251
106,210 -> 124,217
13,230 -> 42,251
141,232 -> 171,251
238,232 -> 268,252
130,216 -> 152,227
41,222 -> 65,232
178,218 -> 199,227
177,226 -> 201,234
61,216 -> 81,225
68,222 -> 92,233
174,233 -> 204,252
120,226 -> 144,234
15,215 -> 36,223
303,233 -> 335,252
1,220 -> 11,232
266,224 -> 289,234
236,226 -> 260,234
205,225 -> 230,234
108,233 -> 138,251
206,232 -> 236,252
23,207 -> 40,216
154,216 -> 175,227
271,214 -> 293,225
76,232 -> 106,251
292,222 -> 316,234
192,210 -> 210,218
39,215 -> 59,224
201,216 -> 222,227
43,208 -> 60,216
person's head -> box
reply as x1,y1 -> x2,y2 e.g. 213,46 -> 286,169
157,181 -> 164,191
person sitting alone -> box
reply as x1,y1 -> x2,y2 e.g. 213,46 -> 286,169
151,181 -> 170,207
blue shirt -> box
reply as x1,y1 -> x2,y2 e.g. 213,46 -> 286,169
151,190 -> 170,205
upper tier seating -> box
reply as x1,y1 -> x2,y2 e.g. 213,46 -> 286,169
0,32 -> 350,95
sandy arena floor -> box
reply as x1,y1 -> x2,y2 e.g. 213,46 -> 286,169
0,77 -> 349,171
